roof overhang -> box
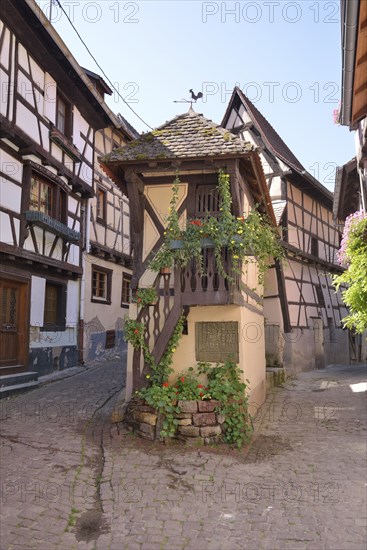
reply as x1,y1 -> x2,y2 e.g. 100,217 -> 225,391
333,157 -> 360,220
3,0 -> 122,131
340,0 -> 367,127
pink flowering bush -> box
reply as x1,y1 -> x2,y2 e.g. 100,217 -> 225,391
334,211 -> 367,333
337,211 -> 367,266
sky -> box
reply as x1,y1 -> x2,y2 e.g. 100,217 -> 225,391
36,0 -> 356,190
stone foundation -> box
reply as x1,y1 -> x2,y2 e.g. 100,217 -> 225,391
125,398 -> 225,445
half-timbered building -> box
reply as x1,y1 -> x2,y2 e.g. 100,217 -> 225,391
101,107 -> 277,406
333,0 -> 367,362
83,70 -> 137,361
222,87 -> 350,373
0,0 -> 130,383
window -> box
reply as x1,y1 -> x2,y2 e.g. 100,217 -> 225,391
96,187 -> 107,223
310,236 -> 318,257
91,265 -> 112,304
105,329 -> 116,349
121,273 -> 131,306
56,94 -> 71,138
30,176 -> 53,217
30,175 -> 67,222
43,282 -> 66,330
195,185 -> 221,217
315,285 -> 325,308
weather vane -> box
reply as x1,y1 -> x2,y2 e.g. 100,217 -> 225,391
174,89 -> 203,107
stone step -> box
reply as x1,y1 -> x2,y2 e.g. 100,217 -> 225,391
0,365 -> 27,376
0,372 -> 38,387
0,372 -> 40,399
0,380 -> 40,399
266,368 -> 287,390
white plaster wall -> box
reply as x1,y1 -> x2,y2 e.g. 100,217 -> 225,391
16,101 -> 39,143
0,179 -> 22,213
0,212 -> 13,245
66,280 -> 79,326
43,72 -> 56,123
0,27 -> 11,69
0,149 -> 23,184
30,276 -> 45,326
0,69 -> 9,116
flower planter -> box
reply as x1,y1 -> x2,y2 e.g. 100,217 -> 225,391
169,239 -> 184,249
160,266 -> 171,275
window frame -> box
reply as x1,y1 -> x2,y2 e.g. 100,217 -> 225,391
121,273 -> 131,307
91,265 -> 112,305
96,186 -> 107,224
56,92 -> 72,139
41,281 -> 67,332
30,174 -> 67,224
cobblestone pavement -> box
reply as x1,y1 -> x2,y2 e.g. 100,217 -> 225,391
1,361 -> 366,550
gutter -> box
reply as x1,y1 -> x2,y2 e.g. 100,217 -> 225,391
340,0 -> 359,127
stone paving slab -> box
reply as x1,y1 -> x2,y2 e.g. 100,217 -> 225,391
0,361 -> 366,549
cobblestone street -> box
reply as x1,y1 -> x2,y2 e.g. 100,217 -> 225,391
1,361 -> 366,550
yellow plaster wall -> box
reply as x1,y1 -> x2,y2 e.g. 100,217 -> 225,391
169,305 -> 266,407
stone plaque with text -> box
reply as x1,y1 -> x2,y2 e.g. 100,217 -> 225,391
195,322 -> 239,362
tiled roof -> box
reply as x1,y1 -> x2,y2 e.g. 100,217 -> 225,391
101,107 -> 253,164
116,113 -> 140,140
223,87 -> 305,173
272,200 -> 287,225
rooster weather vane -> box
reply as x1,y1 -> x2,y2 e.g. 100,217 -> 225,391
174,89 -> 203,107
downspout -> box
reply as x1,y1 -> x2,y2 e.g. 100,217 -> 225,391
79,198 -> 91,364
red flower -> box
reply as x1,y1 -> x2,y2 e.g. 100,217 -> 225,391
137,298 -> 141,303
199,393 -> 204,397
198,384 -> 203,388
180,377 -> 185,383
162,382 -> 169,387
134,329 -> 140,335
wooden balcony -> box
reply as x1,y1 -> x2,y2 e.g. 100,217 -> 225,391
180,247 -> 242,306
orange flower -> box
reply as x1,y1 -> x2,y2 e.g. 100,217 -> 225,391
162,382 -> 169,387
134,329 -> 140,335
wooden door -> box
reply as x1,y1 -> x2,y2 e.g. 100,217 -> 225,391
0,279 -> 28,370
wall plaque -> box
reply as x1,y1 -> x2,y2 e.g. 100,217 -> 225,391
195,321 -> 239,362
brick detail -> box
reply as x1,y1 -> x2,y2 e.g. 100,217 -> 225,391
177,425 -> 200,437
197,400 -> 220,412
193,412 -> 216,426
178,400 -> 198,413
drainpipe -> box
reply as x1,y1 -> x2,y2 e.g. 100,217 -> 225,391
79,198 -> 91,364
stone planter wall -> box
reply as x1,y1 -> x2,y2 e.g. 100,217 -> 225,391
125,398 -> 225,445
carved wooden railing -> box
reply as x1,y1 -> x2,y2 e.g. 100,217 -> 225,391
132,266 -> 182,391
132,247 -> 244,390
181,246 -> 241,306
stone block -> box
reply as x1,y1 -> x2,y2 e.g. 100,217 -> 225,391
133,411 -> 157,426
137,404 -> 157,414
178,400 -> 198,413
177,436 -> 204,447
216,413 -> 225,424
174,412 -> 193,419
200,425 -> 222,437
193,412 -> 216,426
198,400 -> 220,412
139,423 -> 155,435
204,436 -> 222,445
136,430 -> 155,441
177,418 -> 192,426
177,425 -> 200,437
